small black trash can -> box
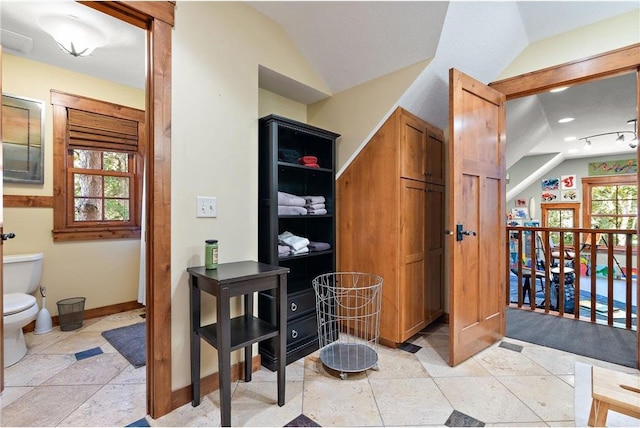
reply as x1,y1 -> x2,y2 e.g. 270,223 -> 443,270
57,297 -> 86,331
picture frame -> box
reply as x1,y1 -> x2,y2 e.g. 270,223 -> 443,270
2,93 -> 45,184
515,198 -> 527,207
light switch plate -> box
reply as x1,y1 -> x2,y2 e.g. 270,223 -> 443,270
196,196 -> 217,218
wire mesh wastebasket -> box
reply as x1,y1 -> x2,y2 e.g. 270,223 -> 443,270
57,297 -> 86,331
312,272 -> 383,379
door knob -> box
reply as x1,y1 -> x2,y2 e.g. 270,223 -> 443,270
444,230 -> 454,236
1,232 -> 15,241
462,230 -> 477,236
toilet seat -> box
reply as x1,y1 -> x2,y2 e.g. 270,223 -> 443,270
3,293 -> 37,316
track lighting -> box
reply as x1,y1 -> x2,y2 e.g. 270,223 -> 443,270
579,119 -> 637,151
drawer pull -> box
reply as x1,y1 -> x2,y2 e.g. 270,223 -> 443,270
291,329 -> 299,339
290,302 -> 298,312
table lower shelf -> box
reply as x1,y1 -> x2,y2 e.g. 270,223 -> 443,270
197,315 -> 280,351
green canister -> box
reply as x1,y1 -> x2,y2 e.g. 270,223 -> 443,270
205,239 -> 218,269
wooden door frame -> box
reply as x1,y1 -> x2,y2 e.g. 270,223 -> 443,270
490,43 -> 640,370
81,1 -> 174,418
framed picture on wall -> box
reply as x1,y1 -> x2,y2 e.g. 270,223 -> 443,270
541,177 -> 559,191
561,175 -> 577,189
515,198 -> 527,207
2,93 -> 45,184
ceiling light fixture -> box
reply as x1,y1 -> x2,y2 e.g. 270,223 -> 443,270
579,119 -> 638,150
550,87 -> 568,93
37,15 -> 107,57
558,117 -> 574,123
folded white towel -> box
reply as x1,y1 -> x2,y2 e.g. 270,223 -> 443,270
278,206 -> 307,216
278,231 -> 310,251
278,191 -> 306,207
308,208 -> 327,215
304,195 -> 325,204
290,247 -> 309,255
305,203 -> 325,210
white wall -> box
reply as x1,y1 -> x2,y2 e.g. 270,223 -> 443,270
171,1 -> 330,389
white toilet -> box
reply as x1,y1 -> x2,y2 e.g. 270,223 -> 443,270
3,252 -> 43,367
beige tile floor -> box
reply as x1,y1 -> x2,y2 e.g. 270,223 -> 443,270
1,309 -> 638,427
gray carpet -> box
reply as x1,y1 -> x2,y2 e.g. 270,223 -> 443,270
102,322 -> 146,368
506,308 -> 637,368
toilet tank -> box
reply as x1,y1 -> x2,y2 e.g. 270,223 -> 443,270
3,252 -> 44,294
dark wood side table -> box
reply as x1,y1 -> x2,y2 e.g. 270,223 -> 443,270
187,261 -> 288,426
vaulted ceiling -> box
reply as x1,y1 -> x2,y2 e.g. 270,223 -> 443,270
1,1 -> 638,163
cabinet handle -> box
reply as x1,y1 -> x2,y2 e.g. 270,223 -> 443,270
291,329 -> 299,339
290,302 -> 298,312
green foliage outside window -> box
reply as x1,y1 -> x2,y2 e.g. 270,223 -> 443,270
590,183 -> 637,246
73,149 -> 131,222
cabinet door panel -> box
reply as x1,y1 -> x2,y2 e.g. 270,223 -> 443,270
400,179 -> 427,339
426,126 -> 445,185
425,184 -> 444,322
400,114 -> 427,182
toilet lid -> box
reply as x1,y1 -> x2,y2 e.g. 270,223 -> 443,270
3,293 -> 37,316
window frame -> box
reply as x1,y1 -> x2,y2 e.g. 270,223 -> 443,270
51,90 -> 145,241
582,175 -> 637,248
541,202 -> 580,247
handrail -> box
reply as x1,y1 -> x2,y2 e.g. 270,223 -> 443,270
506,226 -> 637,329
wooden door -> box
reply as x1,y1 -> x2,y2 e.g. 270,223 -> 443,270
400,178 -> 427,339
448,68 -> 506,366
399,109 -> 427,182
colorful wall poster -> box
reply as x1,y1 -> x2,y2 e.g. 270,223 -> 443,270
511,208 -> 528,219
541,177 -> 559,190
560,175 -> 577,189
561,190 -> 578,201
515,198 -> 527,207
588,158 -> 637,176
541,191 -> 558,202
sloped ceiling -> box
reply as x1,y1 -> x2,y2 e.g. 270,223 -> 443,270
249,1 -> 639,162
2,1 -> 638,162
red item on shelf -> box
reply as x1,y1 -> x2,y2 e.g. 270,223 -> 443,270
298,156 -> 318,165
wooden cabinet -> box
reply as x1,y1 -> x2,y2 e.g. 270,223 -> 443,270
337,107 -> 444,346
257,114 -> 339,370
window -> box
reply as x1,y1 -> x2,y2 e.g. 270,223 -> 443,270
582,175 -> 637,247
541,203 -> 580,246
51,91 -> 145,241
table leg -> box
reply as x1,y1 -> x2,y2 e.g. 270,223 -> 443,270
189,276 -> 201,407
244,292 -> 254,382
523,276 -> 531,304
588,399 -> 609,427
218,287 -> 232,427
277,273 -> 287,406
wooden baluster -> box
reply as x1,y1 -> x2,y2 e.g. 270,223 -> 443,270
590,232 -> 597,323
606,232 -> 614,326
625,232 -> 633,328
573,231 -> 580,319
